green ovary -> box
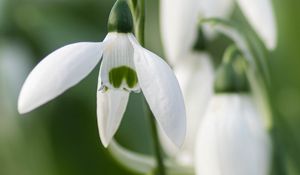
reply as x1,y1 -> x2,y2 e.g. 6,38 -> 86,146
109,66 -> 138,88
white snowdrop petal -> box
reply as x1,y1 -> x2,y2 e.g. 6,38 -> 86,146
158,52 -> 214,165
160,0 -> 200,65
129,35 -> 186,147
18,42 -> 103,114
97,88 -> 129,147
199,0 -> 234,19
196,94 -> 271,175
237,0 -> 277,50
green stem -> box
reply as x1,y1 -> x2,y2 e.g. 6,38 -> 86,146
135,0 -> 145,46
133,0 -> 166,174
147,108 -> 166,175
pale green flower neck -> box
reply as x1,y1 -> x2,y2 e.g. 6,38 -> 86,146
108,0 -> 134,33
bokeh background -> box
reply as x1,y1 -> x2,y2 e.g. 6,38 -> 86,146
0,0 -> 299,174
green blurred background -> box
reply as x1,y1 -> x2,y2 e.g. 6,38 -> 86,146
0,0 -> 299,174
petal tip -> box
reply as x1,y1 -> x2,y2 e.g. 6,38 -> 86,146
267,38 -> 277,50
99,132 -> 112,148
101,140 -> 109,148
17,94 -> 30,114
174,121 -> 186,148
162,112 -> 186,149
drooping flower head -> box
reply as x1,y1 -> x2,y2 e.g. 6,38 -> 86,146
196,46 -> 271,175
18,0 -> 186,148
160,0 -> 277,66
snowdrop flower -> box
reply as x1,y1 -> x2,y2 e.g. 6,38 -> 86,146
160,0 -> 233,66
196,94 -> 271,175
18,0 -> 186,148
195,47 -> 271,175
160,0 -> 277,66
236,0 -> 277,50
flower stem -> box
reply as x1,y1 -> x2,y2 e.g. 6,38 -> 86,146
147,109 -> 166,175
132,0 -> 166,174
132,0 -> 145,45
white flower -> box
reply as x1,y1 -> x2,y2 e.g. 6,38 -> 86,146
236,0 -> 277,50
195,94 -> 271,175
160,0 -> 277,66
160,0 -> 234,66
18,0 -> 186,148
0,40 -> 32,133
158,52 -> 214,166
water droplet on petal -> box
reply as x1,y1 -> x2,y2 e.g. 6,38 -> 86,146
98,84 -> 108,93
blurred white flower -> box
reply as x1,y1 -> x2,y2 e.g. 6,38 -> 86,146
159,52 -> 214,166
0,40 -> 32,137
160,0 -> 277,66
18,0 -> 186,148
236,0 -> 277,50
196,94 -> 271,175
160,0 -> 233,66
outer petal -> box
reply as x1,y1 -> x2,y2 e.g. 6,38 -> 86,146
196,94 -> 271,175
237,0 -> 277,50
129,35 -> 186,147
160,0 -> 200,66
97,89 -> 129,148
199,0 -> 234,18
18,42 -> 103,114
160,0 -> 234,64
158,52 -> 214,166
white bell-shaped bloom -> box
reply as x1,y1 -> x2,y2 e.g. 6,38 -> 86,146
195,94 -> 271,175
160,0 -> 277,66
158,52 -> 214,166
160,0 -> 234,65
18,31 -> 186,148
18,0 -> 186,148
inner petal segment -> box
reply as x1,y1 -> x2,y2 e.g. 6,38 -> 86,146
100,33 -> 140,92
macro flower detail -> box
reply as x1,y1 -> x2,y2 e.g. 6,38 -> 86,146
18,0 -> 186,148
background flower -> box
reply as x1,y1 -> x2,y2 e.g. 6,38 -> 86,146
196,94 -> 271,175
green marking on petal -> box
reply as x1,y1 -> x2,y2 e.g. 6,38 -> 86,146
109,66 -> 138,88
